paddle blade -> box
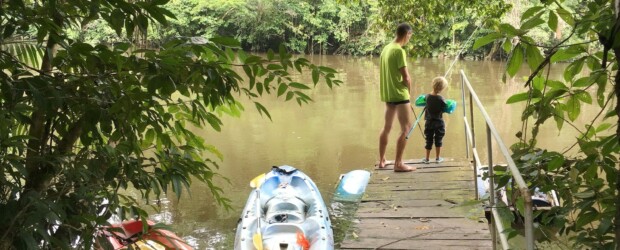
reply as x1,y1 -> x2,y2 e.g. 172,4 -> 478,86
250,173 -> 266,188
296,231 -> 310,250
253,233 -> 263,250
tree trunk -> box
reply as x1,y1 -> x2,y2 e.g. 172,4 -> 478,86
24,7 -> 62,192
485,42 -> 500,60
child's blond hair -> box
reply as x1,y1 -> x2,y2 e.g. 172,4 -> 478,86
432,76 -> 448,94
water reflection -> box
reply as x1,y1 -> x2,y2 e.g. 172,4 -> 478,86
141,56 -> 596,249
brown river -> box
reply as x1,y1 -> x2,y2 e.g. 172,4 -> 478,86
136,55 -> 599,249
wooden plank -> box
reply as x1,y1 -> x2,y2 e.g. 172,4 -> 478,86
341,159 -> 491,249
360,199 -> 460,208
353,231 -> 491,240
356,206 -> 482,219
364,189 -> 473,199
375,159 -> 472,167
353,218 -> 489,229
375,165 -> 472,172
340,238 -> 492,249
368,182 -> 474,191
369,173 -> 473,183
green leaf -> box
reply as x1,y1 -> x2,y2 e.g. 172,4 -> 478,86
563,58 -> 585,82
506,92 -> 530,104
144,129 -> 155,145
525,44 -> 544,71
147,7 -> 168,26
554,103 -> 564,130
206,113 -> 222,132
547,156 -> 564,171
598,217 -> 613,235
547,80 -> 567,90
312,69 -> 320,85
289,82 -> 310,90
277,83 -> 287,97
498,24 -> 520,36
521,6 -> 545,21
210,37 -> 241,48
548,11 -> 558,31
566,96 -> 581,121
575,211 -> 597,228
573,77 -> 590,88
254,102 -> 271,120
575,91 -> 592,104
278,44 -> 287,60
551,48 -> 582,63
473,33 -> 503,50
556,8 -> 574,26
520,17 -> 545,31
285,91 -> 294,101
136,14 -> 149,32
506,44 -> 524,77
318,66 -> 338,74
532,76 -> 545,91
502,39 -> 512,53
267,49 -> 274,61
109,9 -> 124,36
596,123 -> 612,132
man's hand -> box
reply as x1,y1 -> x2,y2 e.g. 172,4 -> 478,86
399,66 -> 412,92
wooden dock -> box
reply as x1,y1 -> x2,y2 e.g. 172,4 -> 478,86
339,158 -> 492,250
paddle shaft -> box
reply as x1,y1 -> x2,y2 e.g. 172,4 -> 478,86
253,188 -> 263,250
406,108 -> 425,140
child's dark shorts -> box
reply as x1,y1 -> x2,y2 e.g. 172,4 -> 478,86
424,119 -> 445,150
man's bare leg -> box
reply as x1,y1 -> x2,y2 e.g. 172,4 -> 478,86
435,147 -> 442,159
394,104 -> 415,172
378,104 -> 396,168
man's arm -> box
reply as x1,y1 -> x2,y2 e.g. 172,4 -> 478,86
399,66 -> 411,93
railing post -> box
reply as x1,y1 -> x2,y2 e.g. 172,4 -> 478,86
523,189 -> 535,250
487,124 -> 497,250
470,93 -> 475,149
461,74 -> 469,159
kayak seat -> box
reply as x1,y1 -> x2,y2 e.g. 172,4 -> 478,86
265,196 -> 307,224
262,223 -> 305,249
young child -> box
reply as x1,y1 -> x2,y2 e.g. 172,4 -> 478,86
423,76 -> 448,163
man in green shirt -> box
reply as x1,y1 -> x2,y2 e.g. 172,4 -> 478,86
378,23 -> 415,172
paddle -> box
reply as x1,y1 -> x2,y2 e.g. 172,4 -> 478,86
250,174 -> 266,250
405,107 -> 426,140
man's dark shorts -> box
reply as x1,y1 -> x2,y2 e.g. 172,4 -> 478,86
424,119 -> 445,150
387,100 -> 410,106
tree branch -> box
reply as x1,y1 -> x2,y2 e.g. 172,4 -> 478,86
523,28 -> 576,88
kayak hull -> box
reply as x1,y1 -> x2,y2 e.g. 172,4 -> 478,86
234,166 -> 334,250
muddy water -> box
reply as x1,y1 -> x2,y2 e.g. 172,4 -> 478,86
143,55 -> 599,249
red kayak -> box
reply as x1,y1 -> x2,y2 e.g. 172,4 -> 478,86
98,220 -> 193,250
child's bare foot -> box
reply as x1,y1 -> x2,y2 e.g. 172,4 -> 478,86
378,159 -> 387,168
394,163 -> 416,172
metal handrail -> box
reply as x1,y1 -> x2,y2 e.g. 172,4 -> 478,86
459,70 -> 534,250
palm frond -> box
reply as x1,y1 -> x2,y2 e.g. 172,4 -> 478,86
0,40 -> 44,69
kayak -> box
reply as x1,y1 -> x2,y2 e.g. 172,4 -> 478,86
234,165 -> 334,250
98,219 -> 193,250
333,170 -> 371,202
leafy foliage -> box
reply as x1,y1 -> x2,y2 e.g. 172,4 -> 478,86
0,0 -> 340,248
374,0 -> 510,57
474,0 -> 620,248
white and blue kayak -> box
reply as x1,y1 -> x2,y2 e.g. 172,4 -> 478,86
234,165 -> 334,250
